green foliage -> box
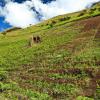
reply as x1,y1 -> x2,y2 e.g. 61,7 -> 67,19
59,16 -> 70,21
0,2 -> 100,99
1,32 -> 6,36
0,71 -> 7,81
26,90 -> 52,100
76,96 -> 94,100
78,12 -> 85,17
0,82 -> 17,92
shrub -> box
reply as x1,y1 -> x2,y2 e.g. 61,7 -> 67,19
88,10 -> 94,15
51,20 -> 56,24
78,12 -> 85,17
47,24 -> 53,29
90,8 -> 97,11
1,32 -> 6,36
98,8 -> 100,11
78,10 -> 87,17
59,16 -> 70,21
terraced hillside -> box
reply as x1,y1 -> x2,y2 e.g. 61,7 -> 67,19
0,2 -> 100,100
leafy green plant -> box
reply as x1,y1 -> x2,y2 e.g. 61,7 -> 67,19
76,96 -> 94,100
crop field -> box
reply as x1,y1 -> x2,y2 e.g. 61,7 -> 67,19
0,2 -> 100,100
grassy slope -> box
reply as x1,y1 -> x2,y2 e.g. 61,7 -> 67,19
0,2 -> 100,100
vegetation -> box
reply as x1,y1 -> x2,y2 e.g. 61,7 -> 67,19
0,2 -> 100,100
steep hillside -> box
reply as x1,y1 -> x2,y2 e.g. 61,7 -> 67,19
0,2 -> 100,100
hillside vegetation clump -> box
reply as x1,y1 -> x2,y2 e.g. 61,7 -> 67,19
0,2 -> 100,100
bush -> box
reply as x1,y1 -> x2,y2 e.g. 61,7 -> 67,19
78,12 -> 85,17
88,10 -> 94,15
59,16 -> 70,21
98,8 -> 100,11
47,24 -> 53,29
51,20 -> 56,24
90,8 -> 96,11
78,10 -> 87,17
1,32 -> 6,36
